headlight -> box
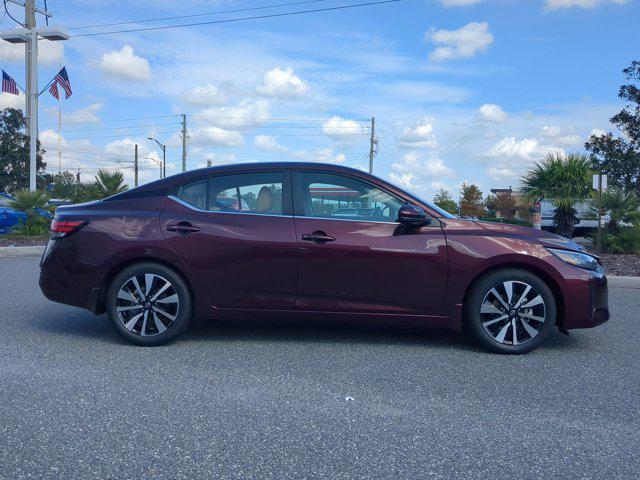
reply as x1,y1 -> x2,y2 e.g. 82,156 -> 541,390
547,248 -> 601,271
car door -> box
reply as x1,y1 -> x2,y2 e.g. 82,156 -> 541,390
292,170 -> 448,315
161,170 -> 298,310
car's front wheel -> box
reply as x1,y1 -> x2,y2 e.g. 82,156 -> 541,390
106,262 -> 193,346
464,269 -> 557,354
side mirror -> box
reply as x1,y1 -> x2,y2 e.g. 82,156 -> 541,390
397,205 -> 431,227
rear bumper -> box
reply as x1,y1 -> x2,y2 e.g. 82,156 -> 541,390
562,272 -> 609,330
39,240 -> 103,313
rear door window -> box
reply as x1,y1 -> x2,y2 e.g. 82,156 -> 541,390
208,172 -> 283,215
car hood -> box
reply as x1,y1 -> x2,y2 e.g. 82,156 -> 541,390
472,220 -> 586,252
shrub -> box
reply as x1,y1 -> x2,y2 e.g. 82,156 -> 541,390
8,189 -> 51,236
601,227 -> 640,254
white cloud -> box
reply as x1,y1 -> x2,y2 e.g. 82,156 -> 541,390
425,22 -> 493,62
0,40 -> 63,67
545,0 -> 628,10
392,152 -> 454,180
485,166 -> 517,180
478,103 -> 507,123
100,45 -> 150,82
315,148 -> 346,164
540,125 -> 582,147
0,92 -> 24,110
389,153 -> 455,196
389,171 -> 417,189
199,99 -> 270,127
397,117 -> 438,149
63,103 -> 103,123
105,138 -> 151,157
439,0 -> 484,5
257,67 -> 308,98
190,126 -> 243,147
253,135 -> 287,153
482,136 -> 565,163
182,84 -> 226,106
322,116 -> 364,140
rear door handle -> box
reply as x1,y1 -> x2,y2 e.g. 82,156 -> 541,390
166,221 -> 200,235
301,231 -> 335,244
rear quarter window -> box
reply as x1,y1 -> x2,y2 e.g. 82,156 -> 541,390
175,179 -> 207,210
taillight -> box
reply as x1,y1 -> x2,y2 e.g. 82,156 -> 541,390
50,219 -> 87,238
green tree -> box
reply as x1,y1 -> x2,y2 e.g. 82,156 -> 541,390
0,108 -> 48,193
598,187 -> 640,232
494,191 -> 517,219
433,188 -> 458,214
8,189 -> 51,235
459,183 -> 484,218
49,171 -> 78,199
94,170 -> 128,199
585,61 -> 640,193
521,153 -> 592,238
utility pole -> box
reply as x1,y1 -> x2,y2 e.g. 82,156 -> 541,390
181,114 -> 187,172
134,144 -> 139,187
25,0 -> 38,191
368,117 -> 376,174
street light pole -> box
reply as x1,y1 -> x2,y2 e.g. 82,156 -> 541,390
147,137 -> 166,178
1,1 -> 68,191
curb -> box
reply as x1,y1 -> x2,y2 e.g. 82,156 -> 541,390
0,245 -> 45,257
608,276 -> 640,289
1,245 -> 640,289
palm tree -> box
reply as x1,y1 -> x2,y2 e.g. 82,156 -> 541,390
521,153 -> 593,238
94,170 -> 128,199
599,187 -> 640,232
8,189 -> 51,235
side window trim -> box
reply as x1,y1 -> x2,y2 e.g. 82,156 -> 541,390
291,170 -> 408,223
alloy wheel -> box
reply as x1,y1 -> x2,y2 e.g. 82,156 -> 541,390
115,273 -> 179,337
480,280 -> 546,346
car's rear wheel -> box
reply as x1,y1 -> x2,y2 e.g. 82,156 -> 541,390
106,262 -> 192,346
464,269 -> 557,354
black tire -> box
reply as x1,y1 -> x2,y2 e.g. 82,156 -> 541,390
464,269 -> 557,354
106,262 -> 193,346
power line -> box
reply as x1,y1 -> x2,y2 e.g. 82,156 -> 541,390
3,0 -> 25,27
68,0 -> 330,30
40,114 -> 178,126
70,0 -> 403,37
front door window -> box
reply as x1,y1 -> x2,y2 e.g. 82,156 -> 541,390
297,172 -> 404,222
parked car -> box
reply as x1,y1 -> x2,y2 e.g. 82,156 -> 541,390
0,192 -> 25,234
39,163 -> 609,353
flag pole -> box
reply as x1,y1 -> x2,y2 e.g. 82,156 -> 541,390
57,96 -> 61,173
57,62 -> 62,173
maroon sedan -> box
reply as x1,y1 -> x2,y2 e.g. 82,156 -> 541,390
39,162 -> 609,353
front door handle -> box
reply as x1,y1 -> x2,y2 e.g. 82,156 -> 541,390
166,221 -> 200,235
301,231 -> 335,244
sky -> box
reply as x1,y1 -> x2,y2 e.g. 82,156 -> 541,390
0,0 -> 638,201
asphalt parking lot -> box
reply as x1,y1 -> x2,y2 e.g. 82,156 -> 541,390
1,256 -> 639,480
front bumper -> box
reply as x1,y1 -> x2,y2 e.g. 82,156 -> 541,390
562,272 -> 609,330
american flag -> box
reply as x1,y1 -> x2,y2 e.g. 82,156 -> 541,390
54,67 -> 72,99
2,70 -> 19,95
49,81 -> 59,100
